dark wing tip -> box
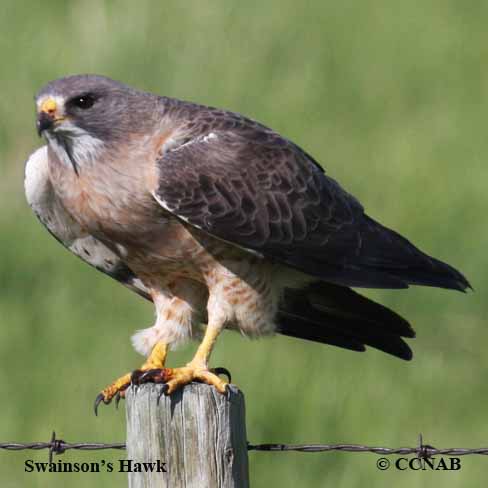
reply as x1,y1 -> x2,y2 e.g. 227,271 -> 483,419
278,283 -> 416,361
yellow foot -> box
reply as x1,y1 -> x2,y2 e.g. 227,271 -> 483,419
93,365 -> 231,415
94,372 -> 131,415
138,365 -> 231,397
94,343 -> 168,415
93,368 -> 156,415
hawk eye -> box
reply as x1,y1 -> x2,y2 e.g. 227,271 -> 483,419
71,94 -> 96,109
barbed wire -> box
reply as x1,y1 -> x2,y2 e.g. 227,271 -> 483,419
2,432 -> 488,463
247,434 -> 488,458
0,432 -> 125,464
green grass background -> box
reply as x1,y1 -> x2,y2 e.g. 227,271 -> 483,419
0,1 -> 487,486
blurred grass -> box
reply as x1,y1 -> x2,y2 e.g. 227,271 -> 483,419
1,1 -> 487,486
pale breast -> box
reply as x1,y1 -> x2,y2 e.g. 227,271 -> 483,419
47,144 -> 162,237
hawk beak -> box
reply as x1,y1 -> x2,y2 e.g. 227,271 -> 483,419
37,98 -> 62,136
37,111 -> 55,136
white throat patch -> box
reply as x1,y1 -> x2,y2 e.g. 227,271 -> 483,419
46,123 -> 104,171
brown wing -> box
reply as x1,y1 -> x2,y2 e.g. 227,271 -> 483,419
153,127 -> 469,291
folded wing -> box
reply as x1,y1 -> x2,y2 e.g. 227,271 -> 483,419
153,130 -> 469,291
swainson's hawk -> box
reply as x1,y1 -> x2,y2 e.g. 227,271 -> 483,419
24,75 -> 470,414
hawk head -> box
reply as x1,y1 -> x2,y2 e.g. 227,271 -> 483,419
35,74 -> 157,173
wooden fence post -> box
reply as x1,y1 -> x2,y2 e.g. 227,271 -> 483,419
125,382 -> 249,488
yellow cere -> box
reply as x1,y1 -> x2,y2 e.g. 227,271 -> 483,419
40,98 -> 57,114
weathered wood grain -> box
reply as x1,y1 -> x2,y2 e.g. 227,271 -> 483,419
126,383 -> 249,488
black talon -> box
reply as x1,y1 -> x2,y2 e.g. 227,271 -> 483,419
214,367 -> 232,383
140,368 -> 162,383
156,384 -> 169,405
130,370 -> 144,384
115,392 -> 121,410
94,393 -> 109,416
